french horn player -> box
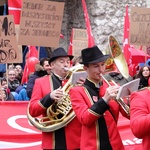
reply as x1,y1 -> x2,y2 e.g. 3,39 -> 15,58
69,45 -> 130,150
27,47 -> 83,150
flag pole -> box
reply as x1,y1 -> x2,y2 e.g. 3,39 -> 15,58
38,46 -> 40,60
6,63 -> 9,90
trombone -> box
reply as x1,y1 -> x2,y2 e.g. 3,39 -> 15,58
100,74 -> 130,116
102,35 -> 130,116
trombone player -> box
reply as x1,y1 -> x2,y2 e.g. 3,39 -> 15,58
69,45 -> 129,150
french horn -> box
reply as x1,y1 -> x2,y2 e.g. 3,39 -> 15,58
27,64 -> 84,132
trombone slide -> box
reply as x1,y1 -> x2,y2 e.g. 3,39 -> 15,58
100,74 -> 130,116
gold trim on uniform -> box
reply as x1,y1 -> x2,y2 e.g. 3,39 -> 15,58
38,101 -> 46,109
84,87 -> 101,117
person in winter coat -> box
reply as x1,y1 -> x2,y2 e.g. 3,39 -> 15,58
69,46 -> 129,150
15,65 -> 23,83
0,77 -> 14,101
130,88 -> 150,150
26,58 -> 51,98
7,69 -> 20,92
17,83 -> 29,101
135,66 -> 150,89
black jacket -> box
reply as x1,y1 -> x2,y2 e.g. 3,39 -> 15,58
8,79 -> 20,92
26,64 -> 48,98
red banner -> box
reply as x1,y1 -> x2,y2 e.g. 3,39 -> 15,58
0,102 -> 142,150
0,101 -> 41,150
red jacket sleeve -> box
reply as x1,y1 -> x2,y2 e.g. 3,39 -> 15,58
70,86 -> 109,127
130,90 -> 150,138
29,77 -> 54,117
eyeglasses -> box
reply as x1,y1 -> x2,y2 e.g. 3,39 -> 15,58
8,74 -> 15,76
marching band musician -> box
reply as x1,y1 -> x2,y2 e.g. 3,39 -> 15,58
28,47 -> 82,150
69,45 -> 129,150
130,88 -> 150,150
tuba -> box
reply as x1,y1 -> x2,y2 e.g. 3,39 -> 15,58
27,64 -> 84,132
103,35 -> 130,116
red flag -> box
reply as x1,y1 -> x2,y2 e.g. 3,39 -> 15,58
8,0 -> 22,24
123,5 -> 135,77
123,5 -> 131,64
28,46 -> 38,58
82,0 -> 95,47
21,64 -> 28,84
68,29 -> 73,55
21,46 -> 38,84
123,6 -> 144,77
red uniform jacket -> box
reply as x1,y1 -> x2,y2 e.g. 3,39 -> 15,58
69,79 -> 128,150
130,88 -> 150,150
29,75 -> 81,149
148,78 -> 150,86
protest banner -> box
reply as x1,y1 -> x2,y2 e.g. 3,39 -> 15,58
129,7 -> 150,46
0,101 -> 41,150
0,15 -> 22,63
18,0 -> 64,48
72,28 -> 88,57
0,0 -> 7,6
0,101 -> 142,150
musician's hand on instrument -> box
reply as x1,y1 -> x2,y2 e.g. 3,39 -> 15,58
50,87 -> 64,101
76,77 -> 85,85
102,85 -> 120,103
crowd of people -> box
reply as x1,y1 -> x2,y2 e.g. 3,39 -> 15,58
0,57 -> 52,101
0,46 -> 150,150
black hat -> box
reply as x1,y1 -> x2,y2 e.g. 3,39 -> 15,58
49,47 -> 74,63
80,45 -> 110,64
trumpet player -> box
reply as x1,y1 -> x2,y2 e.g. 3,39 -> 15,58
28,47 -> 82,150
69,45 -> 129,150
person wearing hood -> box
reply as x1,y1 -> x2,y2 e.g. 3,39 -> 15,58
27,57 -> 51,99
